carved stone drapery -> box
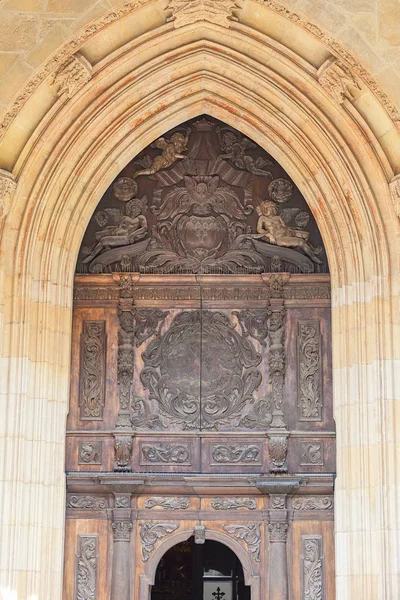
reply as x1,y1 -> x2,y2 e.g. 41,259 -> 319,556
114,435 -> 133,472
293,497 -> 333,511
211,444 -> 260,463
144,497 -> 190,510
223,523 -> 261,562
75,535 -> 98,600
116,298 -> 134,428
139,522 -> 179,561
302,536 -> 324,600
211,498 -> 257,510
79,321 -> 106,420
298,321 -> 322,421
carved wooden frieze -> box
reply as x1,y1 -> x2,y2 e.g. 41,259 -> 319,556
211,444 -> 260,463
142,443 -> 190,464
300,442 -> 324,466
139,522 -> 179,561
144,497 -> 190,510
301,536 -> 324,600
78,442 -> 102,465
292,497 -> 333,511
68,495 -> 108,510
211,498 -> 256,510
75,535 -> 98,600
223,523 -> 261,562
298,321 -> 323,422
79,321 -> 106,420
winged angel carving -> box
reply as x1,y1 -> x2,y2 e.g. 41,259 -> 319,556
166,0 -> 242,28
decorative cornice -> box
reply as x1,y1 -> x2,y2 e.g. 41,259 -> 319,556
389,175 -> 400,218
165,0 -> 242,28
50,53 -> 92,99
317,57 -> 361,104
0,169 -> 17,219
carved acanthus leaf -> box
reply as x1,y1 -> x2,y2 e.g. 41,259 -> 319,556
211,498 -> 257,510
302,536 -> 324,600
76,535 -> 98,600
211,444 -> 260,463
142,443 -> 190,464
68,495 -> 108,510
298,321 -> 322,421
0,169 -> 16,219
223,522 -> 261,561
112,521 -> 133,542
166,0 -> 242,28
268,434 -> 288,473
51,53 -> 92,99
144,497 -> 190,510
318,58 -> 361,104
139,522 -> 179,561
79,321 -> 106,420
268,522 -> 288,543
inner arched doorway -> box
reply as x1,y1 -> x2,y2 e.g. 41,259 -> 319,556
152,538 -> 250,600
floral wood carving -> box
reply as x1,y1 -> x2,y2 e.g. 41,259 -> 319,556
68,496 -> 108,510
114,435 -> 133,471
0,169 -> 16,220
134,308 -> 168,346
317,57 -> 361,104
142,443 -> 190,463
300,442 -> 324,466
211,498 -> 257,510
223,522 -> 261,562
115,495 -> 131,508
302,536 -> 324,600
298,321 -> 322,421
234,309 -> 269,346
112,521 -> 133,542
270,495 -> 286,509
79,321 -> 106,420
268,522 -> 288,543
211,444 -> 260,463
292,497 -> 333,511
165,0 -> 242,28
78,442 -> 102,465
139,522 -> 179,561
144,497 -> 190,510
50,53 -> 92,99
75,535 -> 98,600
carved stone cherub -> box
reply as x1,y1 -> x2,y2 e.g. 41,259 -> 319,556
82,198 -> 148,263
217,128 -> 273,177
133,130 -> 191,178
256,199 -> 322,264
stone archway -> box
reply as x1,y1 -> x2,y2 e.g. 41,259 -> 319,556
0,4 -> 399,599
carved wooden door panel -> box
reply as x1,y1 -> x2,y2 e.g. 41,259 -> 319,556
64,117 -> 335,600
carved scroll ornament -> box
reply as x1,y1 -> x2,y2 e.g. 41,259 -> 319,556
223,522 -> 261,562
79,321 -> 106,420
302,536 -> 324,600
68,496 -> 108,510
211,444 -> 260,463
78,442 -> 102,465
144,497 -> 190,510
300,442 -> 324,466
75,535 -> 98,600
139,522 -> 179,561
293,497 -> 333,511
298,321 -> 323,421
211,498 -> 256,510
142,443 -> 189,464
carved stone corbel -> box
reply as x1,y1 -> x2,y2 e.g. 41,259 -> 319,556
0,169 -> 16,220
50,52 -> 92,99
317,57 -> 361,104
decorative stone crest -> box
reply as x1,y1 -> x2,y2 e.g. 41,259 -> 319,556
268,522 -> 288,543
211,498 -> 257,510
0,169 -> 16,219
302,536 -> 324,600
165,0 -> 242,28
50,53 -> 92,99
75,535 -> 98,600
144,497 -> 190,510
139,522 -> 179,561
112,521 -> 133,542
292,497 -> 333,511
223,522 -> 261,562
114,435 -> 133,471
318,57 -> 361,104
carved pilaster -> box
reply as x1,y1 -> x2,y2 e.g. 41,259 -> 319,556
75,535 -> 98,600
317,57 -> 361,104
79,321 -> 106,420
116,296 -> 134,428
301,536 -> 324,600
0,169 -> 16,220
113,435 -> 133,472
51,52 -> 92,98
268,522 -> 289,600
111,519 -> 132,600
297,321 -> 322,421
139,522 -> 179,561
165,0 -> 242,28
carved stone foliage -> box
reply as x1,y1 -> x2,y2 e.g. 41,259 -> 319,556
211,498 -> 257,510
234,309 -> 269,345
165,0 -> 242,28
302,536 -> 324,600
194,525 -> 206,544
51,53 -> 92,99
268,522 -> 288,543
112,521 -> 133,542
270,496 -> 286,510
223,522 -> 261,562
78,442 -> 102,465
139,522 -> 179,561
211,444 -> 260,463
292,497 -> 333,511
75,535 -> 98,600
142,443 -> 189,463
298,321 -> 322,421
144,497 -> 190,510
114,435 -> 133,471
268,435 -> 288,474
115,495 -> 131,508
77,118 -> 327,275
133,309 -> 168,346
79,321 -> 106,420
300,442 -> 324,466
141,309 -> 262,430
318,57 -> 361,104
68,496 -> 108,510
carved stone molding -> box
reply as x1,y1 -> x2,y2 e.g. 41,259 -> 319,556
317,57 -> 361,104
144,497 -> 190,510
300,442 -> 324,466
115,495 -> 131,508
268,522 -> 288,543
211,498 -> 257,510
50,53 -> 92,99
114,435 -> 134,471
165,0 -> 242,28
0,169 -> 16,219
292,497 -> 333,511
194,525 -> 206,544
302,536 -> 324,600
68,495 -> 108,510
390,175 -> 400,218
75,535 -> 98,600
298,321 -> 322,422
78,441 -> 102,465
139,522 -> 179,561
211,444 -> 260,463
79,321 -> 107,420
268,434 -> 288,473
112,521 -> 133,542
142,443 -> 190,464
223,523 -> 261,562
